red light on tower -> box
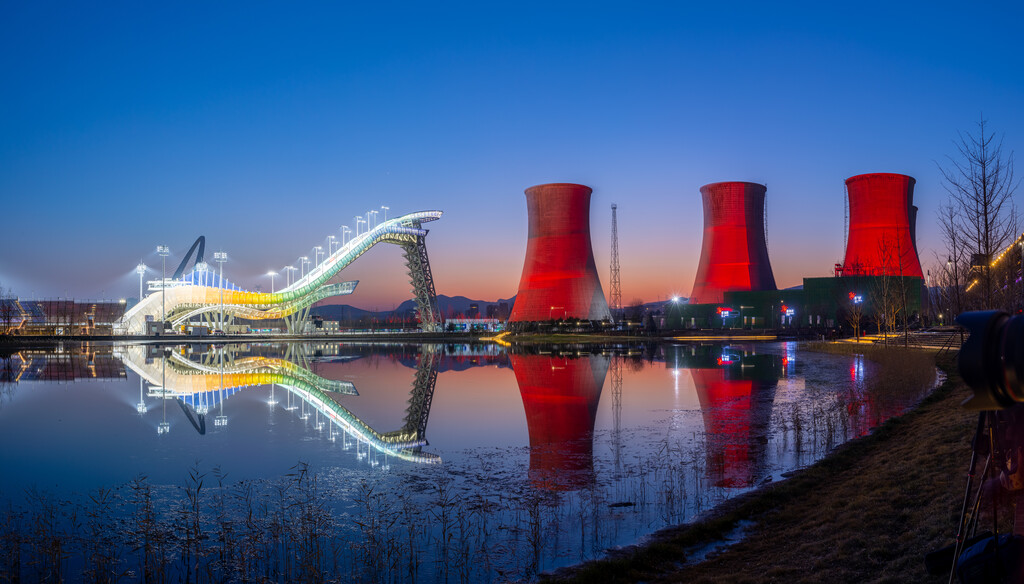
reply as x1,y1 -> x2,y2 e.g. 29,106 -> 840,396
842,173 -> 923,278
509,183 -> 612,324
690,182 -> 777,305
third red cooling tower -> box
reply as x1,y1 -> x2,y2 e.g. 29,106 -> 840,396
689,182 -> 777,305
509,183 -> 612,323
842,173 -> 923,278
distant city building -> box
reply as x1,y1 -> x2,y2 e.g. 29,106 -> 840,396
445,318 -> 504,332
0,299 -> 126,335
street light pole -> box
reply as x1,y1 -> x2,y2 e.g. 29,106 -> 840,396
136,263 -> 147,305
381,205 -> 389,222
157,245 -> 170,329
214,252 -> 227,330
267,271 -> 277,294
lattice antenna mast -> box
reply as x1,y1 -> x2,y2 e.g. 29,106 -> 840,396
610,203 -> 622,320
843,182 -> 849,260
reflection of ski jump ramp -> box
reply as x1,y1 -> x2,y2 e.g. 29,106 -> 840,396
118,345 -> 442,464
117,211 -> 443,333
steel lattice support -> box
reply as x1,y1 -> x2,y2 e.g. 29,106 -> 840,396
284,305 -> 311,334
402,232 -> 442,332
610,203 -> 622,321
404,346 -> 440,440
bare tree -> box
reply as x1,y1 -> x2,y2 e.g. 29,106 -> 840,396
939,117 -> 1020,308
842,288 -> 865,341
871,236 -> 907,346
626,298 -> 644,324
934,203 -> 970,316
0,283 -> 14,334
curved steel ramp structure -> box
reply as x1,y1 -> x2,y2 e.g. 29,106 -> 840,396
173,236 -> 206,280
117,211 -> 443,334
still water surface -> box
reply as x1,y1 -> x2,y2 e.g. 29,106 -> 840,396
0,341 -> 928,581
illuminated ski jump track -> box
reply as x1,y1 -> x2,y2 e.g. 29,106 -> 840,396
118,211 -> 442,334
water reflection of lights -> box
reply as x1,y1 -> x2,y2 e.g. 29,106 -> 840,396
137,378 -> 148,414
850,355 -> 865,383
116,344 -> 442,465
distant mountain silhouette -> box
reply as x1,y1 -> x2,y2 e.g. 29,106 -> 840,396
311,295 -> 516,320
311,294 -> 678,321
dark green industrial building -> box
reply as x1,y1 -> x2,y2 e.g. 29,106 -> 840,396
663,276 -> 924,332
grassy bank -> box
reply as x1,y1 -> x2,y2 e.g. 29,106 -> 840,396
546,346 -> 974,583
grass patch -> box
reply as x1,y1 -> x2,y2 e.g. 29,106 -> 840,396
545,350 -> 974,583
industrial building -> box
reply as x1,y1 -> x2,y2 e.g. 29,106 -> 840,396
669,173 -> 926,332
508,183 -> 612,329
0,299 -> 127,335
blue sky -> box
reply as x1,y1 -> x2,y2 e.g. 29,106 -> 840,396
1,1 -> 1022,308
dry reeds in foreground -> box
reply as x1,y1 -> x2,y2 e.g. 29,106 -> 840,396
546,350 -> 971,584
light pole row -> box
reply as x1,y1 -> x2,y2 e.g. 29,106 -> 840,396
157,245 -> 170,327
141,205 -> 389,311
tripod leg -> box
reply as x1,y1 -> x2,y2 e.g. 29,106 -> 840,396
954,415 -> 986,542
948,413 -> 989,584
951,451 -> 992,584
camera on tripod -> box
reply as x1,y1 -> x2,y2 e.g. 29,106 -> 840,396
927,310 -> 1024,583
958,310 -> 1024,411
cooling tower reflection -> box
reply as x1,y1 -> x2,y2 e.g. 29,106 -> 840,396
510,349 -> 610,491
665,344 -> 782,488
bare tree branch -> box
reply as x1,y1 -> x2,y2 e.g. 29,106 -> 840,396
938,116 -> 1020,308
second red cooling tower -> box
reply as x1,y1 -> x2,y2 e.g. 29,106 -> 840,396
842,173 -> 923,278
689,181 -> 777,305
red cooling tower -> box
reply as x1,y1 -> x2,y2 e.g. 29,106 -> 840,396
509,183 -> 612,323
689,182 -> 776,305
511,352 -> 609,491
842,173 -> 923,278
